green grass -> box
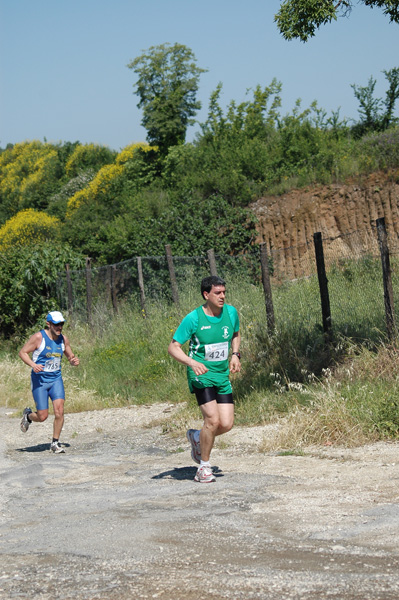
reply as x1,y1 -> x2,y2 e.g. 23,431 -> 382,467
2,261 -> 399,450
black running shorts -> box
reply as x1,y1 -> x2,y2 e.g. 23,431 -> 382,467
193,385 -> 234,406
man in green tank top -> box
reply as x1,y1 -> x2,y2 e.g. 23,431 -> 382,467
168,276 -> 241,483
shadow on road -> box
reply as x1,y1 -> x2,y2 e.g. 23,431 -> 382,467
15,442 -> 70,453
152,465 -> 223,480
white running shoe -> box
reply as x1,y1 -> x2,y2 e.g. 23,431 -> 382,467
50,441 -> 65,454
20,408 -> 32,433
186,429 -> 201,464
194,465 -> 216,483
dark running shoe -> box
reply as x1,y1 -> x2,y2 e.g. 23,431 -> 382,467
186,429 -> 201,464
20,407 -> 32,433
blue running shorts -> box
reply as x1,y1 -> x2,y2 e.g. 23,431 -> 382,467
31,375 -> 65,410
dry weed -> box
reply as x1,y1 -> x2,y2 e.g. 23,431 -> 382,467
259,387 -> 373,452
0,355 -> 32,408
62,382 -> 103,413
334,342 -> 399,383
0,354 -> 102,413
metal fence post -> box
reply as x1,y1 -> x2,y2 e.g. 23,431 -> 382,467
137,256 -> 146,317
376,217 -> 396,340
66,264 -> 73,312
260,243 -> 275,333
313,232 -> 332,339
85,257 -> 93,326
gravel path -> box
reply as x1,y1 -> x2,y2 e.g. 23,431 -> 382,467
1,404 -> 399,599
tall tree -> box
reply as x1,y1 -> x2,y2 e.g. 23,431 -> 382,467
351,67 -> 399,134
127,43 -> 207,155
275,0 -> 399,42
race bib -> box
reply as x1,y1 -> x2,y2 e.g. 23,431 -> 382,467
43,357 -> 61,372
204,342 -> 228,361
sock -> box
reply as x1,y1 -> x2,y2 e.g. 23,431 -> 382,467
52,438 -> 59,443
200,460 -> 211,468
27,414 -> 32,423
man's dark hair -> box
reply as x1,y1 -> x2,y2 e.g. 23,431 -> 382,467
201,276 -> 226,299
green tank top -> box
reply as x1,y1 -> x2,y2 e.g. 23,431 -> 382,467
188,305 -> 234,374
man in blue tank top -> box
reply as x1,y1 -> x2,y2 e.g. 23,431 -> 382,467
19,311 -> 80,453
168,276 -> 241,483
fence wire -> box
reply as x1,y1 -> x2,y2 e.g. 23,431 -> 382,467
54,226 -> 399,342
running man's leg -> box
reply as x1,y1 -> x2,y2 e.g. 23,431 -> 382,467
199,399 -> 218,462
49,378 -> 66,440
29,409 -> 49,423
52,398 -> 65,439
199,399 -> 234,462
215,402 -> 234,436
29,378 -> 50,423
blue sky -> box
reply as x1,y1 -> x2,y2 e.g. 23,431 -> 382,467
1,0 -> 398,151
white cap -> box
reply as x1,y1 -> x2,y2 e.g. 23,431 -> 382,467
46,311 -> 65,324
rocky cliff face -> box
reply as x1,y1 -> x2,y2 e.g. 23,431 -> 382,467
251,171 -> 399,279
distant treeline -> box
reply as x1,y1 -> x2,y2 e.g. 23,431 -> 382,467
1,70 -> 399,337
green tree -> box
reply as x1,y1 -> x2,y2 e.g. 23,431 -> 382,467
381,67 -> 399,128
127,43 -> 207,155
351,68 -> 399,136
163,82 -> 284,205
275,0 -> 399,42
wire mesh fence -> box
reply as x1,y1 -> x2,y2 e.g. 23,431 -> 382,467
54,220 -> 399,343
269,223 -> 399,342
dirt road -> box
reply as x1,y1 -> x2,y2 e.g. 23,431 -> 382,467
1,404 -> 399,599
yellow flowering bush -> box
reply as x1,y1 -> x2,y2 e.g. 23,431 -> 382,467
20,150 -> 59,200
65,143 -> 116,178
0,141 -> 58,210
66,164 -> 124,216
116,142 -> 158,165
0,209 -> 60,250
65,143 -> 160,217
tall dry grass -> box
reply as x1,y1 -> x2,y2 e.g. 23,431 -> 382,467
2,265 -> 399,450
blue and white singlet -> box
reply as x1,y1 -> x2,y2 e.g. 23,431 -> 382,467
32,329 -> 65,383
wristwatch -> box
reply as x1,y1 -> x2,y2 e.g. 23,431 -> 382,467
232,352 -> 241,360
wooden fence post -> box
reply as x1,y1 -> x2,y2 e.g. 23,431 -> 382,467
165,244 -> 179,306
85,257 -> 93,326
137,256 -> 146,317
376,217 -> 396,340
207,249 -> 218,276
313,232 -> 332,339
111,265 -> 118,313
106,266 -> 112,306
260,243 -> 275,333
66,264 -> 73,312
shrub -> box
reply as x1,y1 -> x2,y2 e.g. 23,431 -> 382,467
0,243 -> 84,338
66,164 -> 124,216
116,142 -> 158,165
0,209 -> 60,250
102,192 -> 258,262
65,143 -> 116,178
357,127 -> 399,171
47,170 -> 97,220
0,141 -> 61,221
